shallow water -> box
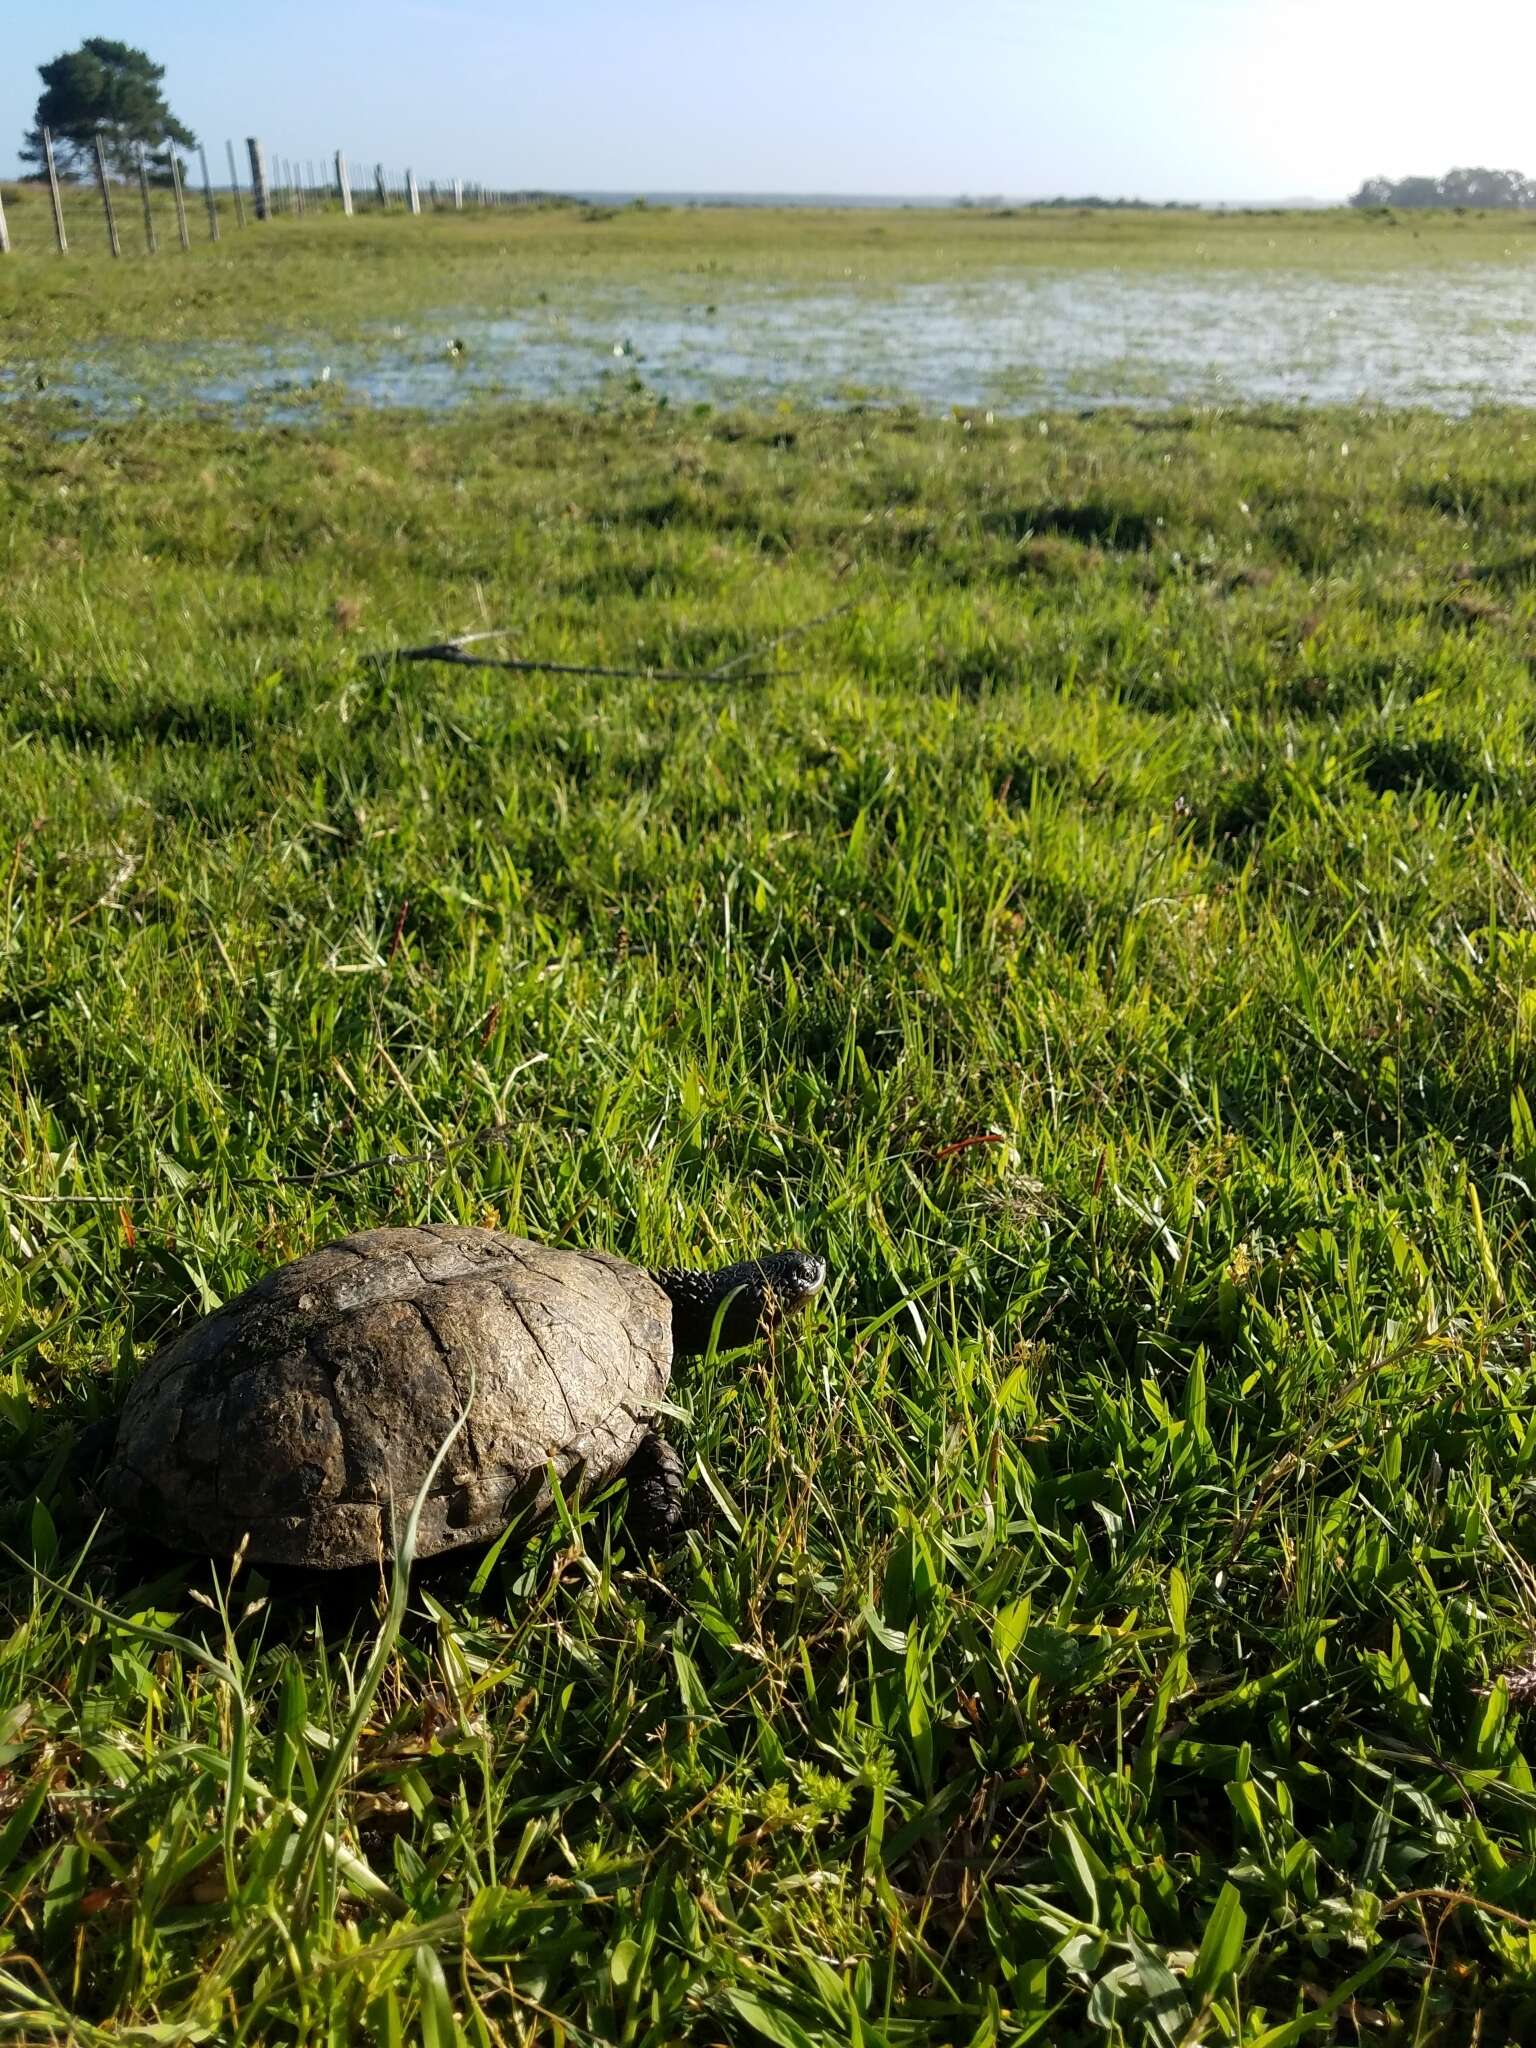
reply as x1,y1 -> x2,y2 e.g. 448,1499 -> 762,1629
10,262 -> 1536,416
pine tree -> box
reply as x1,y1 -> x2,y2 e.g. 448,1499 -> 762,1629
21,39 -> 195,180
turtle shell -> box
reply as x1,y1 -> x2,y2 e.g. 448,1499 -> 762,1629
103,1227 -> 672,1568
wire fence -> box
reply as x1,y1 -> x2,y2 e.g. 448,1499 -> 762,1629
0,128 -> 549,258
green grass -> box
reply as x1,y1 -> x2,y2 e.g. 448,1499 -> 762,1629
7,380 -> 1536,2039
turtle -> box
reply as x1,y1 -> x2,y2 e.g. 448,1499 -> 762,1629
97,1230 -> 825,1569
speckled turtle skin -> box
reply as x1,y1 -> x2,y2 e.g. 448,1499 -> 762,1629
103,1227 -> 673,1569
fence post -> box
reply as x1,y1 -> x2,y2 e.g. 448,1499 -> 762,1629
225,140 -> 247,227
335,151 -> 353,215
42,127 -> 69,253
374,163 -> 388,210
0,185 -> 9,255
247,137 -> 270,221
453,178 -> 463,211
198,144 -> 220,241
407,171 -> 421,215
91,135 -> 122,256
136,143 -> 158,253
292,160 -> 306,216
168,148 -> 191,249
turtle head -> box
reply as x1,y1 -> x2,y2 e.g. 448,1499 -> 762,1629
651,1250 -> 827,1357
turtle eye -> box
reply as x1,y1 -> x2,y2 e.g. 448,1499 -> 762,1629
769,1252 -> 826,1310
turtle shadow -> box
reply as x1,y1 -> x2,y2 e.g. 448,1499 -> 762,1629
9,1397 -> 695,1656
13,1434 -> 683,1651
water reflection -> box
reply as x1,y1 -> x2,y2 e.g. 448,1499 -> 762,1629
10,264 -> 1536,416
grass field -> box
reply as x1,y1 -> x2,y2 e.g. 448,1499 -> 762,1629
4,196 -> 1536,352
7,212 -> 1536,2040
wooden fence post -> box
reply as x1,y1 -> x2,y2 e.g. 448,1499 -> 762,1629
95,135 -> 122,254
293,160 -> 306,216
136,144 -> 158,252
374,163 -> 388,210
198,144 -> 220,241
42,127 -> 69,253
247,137 -> 270,221
225,140 -> 247,227
169,148 -> 191,249
407,171 -> 421,215
335,151 -> 353,215
453,178 -> 463,211
92,135 -> 122,256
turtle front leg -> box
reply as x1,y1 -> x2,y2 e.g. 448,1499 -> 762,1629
622,1432 -> 687,1552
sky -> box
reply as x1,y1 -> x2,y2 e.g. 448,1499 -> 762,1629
5,0 -> 1535,202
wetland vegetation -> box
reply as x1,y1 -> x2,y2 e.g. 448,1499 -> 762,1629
4,208 -> 1536,2040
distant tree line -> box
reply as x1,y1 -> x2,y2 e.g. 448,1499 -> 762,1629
1033,195 -> 1199,211
1350,166 -> 1534,209
955,195 -> 1199,212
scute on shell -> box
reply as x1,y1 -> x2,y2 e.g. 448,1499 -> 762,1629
104,1227 -> 672,1568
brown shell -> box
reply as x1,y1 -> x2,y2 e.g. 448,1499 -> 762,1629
103,1227 -> 672,1568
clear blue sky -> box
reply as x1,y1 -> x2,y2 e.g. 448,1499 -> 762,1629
5,1 -> 1533,200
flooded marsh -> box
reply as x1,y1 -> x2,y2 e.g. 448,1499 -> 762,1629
5,202 -> 1536,415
